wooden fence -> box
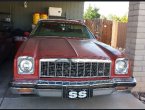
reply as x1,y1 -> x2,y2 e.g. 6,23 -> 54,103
84,19 -> 127,49
84,19 -> 112,45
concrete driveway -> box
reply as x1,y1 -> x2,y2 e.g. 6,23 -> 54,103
0,60 -> 145,109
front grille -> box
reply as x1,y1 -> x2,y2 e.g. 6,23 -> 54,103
40,59 -> 111,78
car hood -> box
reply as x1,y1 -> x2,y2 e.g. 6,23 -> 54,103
17,37 -> 123,60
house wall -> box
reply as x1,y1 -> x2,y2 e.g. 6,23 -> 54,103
126,2 -> 145,92
0,1 -> 84,30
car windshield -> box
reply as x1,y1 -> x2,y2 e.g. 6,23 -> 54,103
30,21 -> 95,39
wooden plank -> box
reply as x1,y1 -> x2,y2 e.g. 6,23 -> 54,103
111,21 -> 127,49
101,19 -> 112,45
84,19 -> 127,48
111,21 -> 118,48
117,22 -> 127,48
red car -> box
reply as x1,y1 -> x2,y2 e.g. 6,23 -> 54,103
10,19 -> 136,99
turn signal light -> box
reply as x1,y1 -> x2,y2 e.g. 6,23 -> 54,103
17,88 -> 33,93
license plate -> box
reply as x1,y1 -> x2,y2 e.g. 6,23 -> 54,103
63,88 -> 92,99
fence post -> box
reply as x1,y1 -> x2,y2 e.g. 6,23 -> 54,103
111,21 -> 118,48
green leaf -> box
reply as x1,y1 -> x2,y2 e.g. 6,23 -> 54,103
83,5 -> 100,20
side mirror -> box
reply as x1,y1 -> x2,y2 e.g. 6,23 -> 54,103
94,35 -> 100,41
94,32 -> 100,41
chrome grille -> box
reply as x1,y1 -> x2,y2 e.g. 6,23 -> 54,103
40,59 -> 111,78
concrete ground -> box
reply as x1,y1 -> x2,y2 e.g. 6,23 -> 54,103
0,60 -> 145,109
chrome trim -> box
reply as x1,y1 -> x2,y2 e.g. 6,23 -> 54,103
40,58 -> 112,63
93,88 -> 115,96
113,77 -> 136,87
11,77 -> 136,88
36,89 -> 62,97
10,77 -> 136,97
11,79 -> 114,87
36,80 -> 114,88
11,87 -> 115,97
39,58 -> 112,78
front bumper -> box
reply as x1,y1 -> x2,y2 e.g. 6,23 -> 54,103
10,77 -> 136,97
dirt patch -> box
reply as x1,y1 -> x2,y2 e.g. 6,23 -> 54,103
132,92 -> 145,104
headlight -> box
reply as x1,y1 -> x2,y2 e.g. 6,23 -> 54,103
18,56 -> 34,74
115,58 -> 128,74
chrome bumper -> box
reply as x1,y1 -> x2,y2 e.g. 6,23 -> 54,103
10,77 -> 136,97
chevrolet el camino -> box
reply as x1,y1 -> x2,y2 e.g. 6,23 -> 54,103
10,19 -> 136,99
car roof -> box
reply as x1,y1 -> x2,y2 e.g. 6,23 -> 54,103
38,19 -> 85,25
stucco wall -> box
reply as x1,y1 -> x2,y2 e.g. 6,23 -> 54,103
126,2 -> 145,92
0,1 -> 84,30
